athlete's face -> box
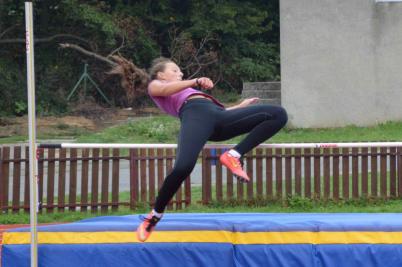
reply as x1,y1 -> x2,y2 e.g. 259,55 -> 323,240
158,62 -> 183,82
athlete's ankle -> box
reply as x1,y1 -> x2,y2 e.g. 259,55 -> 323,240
228,149 -> 241,158
152,209 -> 163,219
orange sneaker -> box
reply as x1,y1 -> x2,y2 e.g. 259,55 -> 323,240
219,151 -> 250,183
136,212 -> 162,242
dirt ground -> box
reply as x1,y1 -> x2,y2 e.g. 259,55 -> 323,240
0,101 -> 161,139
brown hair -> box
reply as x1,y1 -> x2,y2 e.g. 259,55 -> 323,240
149,57 -> 174,80
109,56 -> 174,100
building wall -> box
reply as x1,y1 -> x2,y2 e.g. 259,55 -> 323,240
280,0 -> 402,127
242,82 -> 281,105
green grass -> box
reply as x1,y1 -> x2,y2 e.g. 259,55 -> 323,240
0,126 -> 90,144
77,116 -> 180,144
273,121 -> 402,143
0,135 -> 28,144
2,115 -> 402,145
2,197 -> 402,224
74,116 -> 402,144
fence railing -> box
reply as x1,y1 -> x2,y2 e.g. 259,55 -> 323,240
202,145 -> 402,203
1,143 -> 401,213
0,146 -> 190,213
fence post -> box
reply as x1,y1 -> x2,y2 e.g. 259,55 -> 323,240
202,148 -> 212,204
256,148 -> 263,198
361,147 -> 369,197
24,146 -> 30,212
380,147 -> 387,198
294,148 -> 302,196
129,148 -> 139,210
323,148 -> 330,199
101,148 -> 110,213
371,147 -> 378,197
275,148 -> 283,199
246,151 -> 254,200
37,148 -> 44,212
398,147 -> 402,197
333,148 -> 340,200
69,148 -> 77,212
285,148 -> 292,197
352,148 -> 359,199
81,148 -> 90,212
148,148 -> 156,205
342,148 -> 350,200
1,147 -> 10,213
166,148 -> 174,210
47,148 -> 55,213
390,147 -> 397,198
91,148 -> 99,213
216,148 -> 223,202
0,147 -> 3,211
12,146 -> 22,213
304,148 -> 312,199
140,148 -> 147,204
58,148 -> 67,213
313,148 -> 321,199
111,149 -> 120,211
185,174 -> 191,207
266,148 -> 273,199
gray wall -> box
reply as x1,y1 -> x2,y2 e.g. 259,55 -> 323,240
280,0 -> 402,127
242,82 -> 281,105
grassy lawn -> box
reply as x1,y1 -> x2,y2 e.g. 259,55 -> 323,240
75,116 -> 402,144
1,115 -> 402,144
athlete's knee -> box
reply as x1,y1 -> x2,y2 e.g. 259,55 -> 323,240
261,105 -> 288,126
276,106 -> 288,127
171,160 -> 195,180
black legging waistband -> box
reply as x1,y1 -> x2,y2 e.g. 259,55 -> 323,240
179,98 -> 218,115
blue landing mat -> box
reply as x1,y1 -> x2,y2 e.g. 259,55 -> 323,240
3,213 -> 402,267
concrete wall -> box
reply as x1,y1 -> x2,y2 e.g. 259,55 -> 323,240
242,82 -> 281,105
280,0 -> 402,127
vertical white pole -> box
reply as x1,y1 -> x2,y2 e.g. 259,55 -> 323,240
25,2 -> 38,267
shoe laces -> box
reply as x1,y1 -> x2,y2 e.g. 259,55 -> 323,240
229,155 -> 243,168
140,214 -> 161,231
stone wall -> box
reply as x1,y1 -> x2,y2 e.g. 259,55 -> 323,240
242,82 -> 281,105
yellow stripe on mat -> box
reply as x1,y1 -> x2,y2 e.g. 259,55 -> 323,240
4,231 -> 402,245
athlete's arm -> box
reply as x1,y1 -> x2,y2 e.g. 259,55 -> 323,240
148,78 -> 214,97
226,97 -> 260,110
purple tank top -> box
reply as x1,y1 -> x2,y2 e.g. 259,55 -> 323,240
148,87 -> 224,117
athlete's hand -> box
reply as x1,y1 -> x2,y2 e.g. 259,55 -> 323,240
239,97 -> 260,107
195,77 -> 214,90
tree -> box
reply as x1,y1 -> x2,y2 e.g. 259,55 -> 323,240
0,0 -> 280,115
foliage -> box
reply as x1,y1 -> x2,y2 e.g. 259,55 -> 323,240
0,0 -> 280,115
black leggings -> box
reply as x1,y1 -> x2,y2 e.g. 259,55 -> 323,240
154,99 -> 288,212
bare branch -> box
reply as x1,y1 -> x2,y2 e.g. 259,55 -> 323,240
107,35 -> 125,58
193,33 -> 213,59
187,66 -> 202,79
223,79 -> 237,91
59,43 -> 116,66
183,58 -> 218,70
0,25 -> 18,40
0,33 -> 91,46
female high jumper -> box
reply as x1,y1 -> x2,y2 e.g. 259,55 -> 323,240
112,57 -> 287,242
